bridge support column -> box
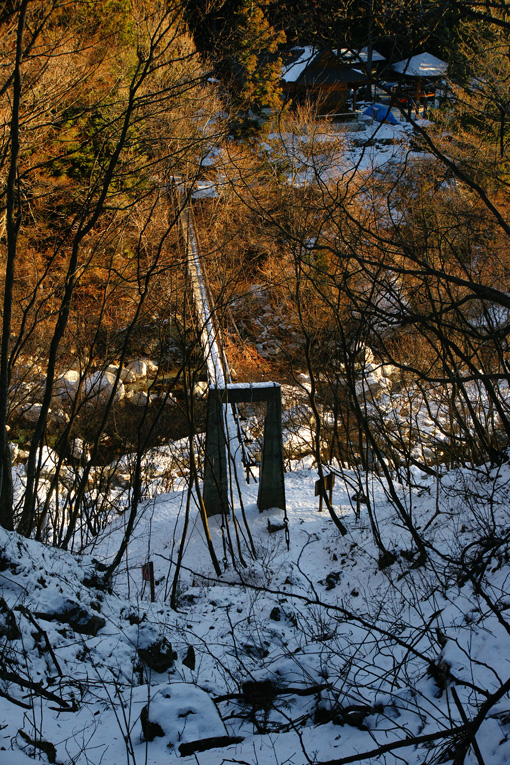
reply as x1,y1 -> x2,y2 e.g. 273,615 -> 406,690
258,386 -> 286,511
203,383 -> 286,516
203,388 -> 229,516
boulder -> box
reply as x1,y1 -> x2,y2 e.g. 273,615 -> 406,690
35,598 -> 105,636
21,402 -> 45,424
47,407 -> 70,430
137,636 -> 176,673
145,359 -> 159,378
193,381 -> 209,398
381,364 -> 401,382
83,371 -> 125,404
54,370 -> 80,403
106,364 -> 137,384
352,344 -> 375,372
9,442 -> 18,462
140,683 -> 228,750
70,438 -> 91,462
126,360 -> 147,379
355,373 -> 391,401
127,390 -> 149,407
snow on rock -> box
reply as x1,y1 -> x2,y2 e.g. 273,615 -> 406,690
139,683 -> 228,749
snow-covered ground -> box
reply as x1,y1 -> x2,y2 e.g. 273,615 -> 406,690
1,112 -> 508,765
2,451 -> 510,764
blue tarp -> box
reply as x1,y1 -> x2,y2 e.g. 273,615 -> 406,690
363,104 -> 398,124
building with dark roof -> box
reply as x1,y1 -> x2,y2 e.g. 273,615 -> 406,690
281,47 -> 370,113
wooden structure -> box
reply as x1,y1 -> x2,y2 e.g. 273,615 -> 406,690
315,472 -> 335,513
203,383 -> 286,517
281,47 -> 369,113
390,53 -> 448,110
337,47 -> 386,76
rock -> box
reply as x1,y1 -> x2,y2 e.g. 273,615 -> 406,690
126,359 -> 147,379
83,371 -> 125,404
0,597 -> 20,640
140,705 -> 164,741
21,402 -> 45,423
182,645 -> 196,670
267,519 -> 286,534
323,571 -> 342,590
355,373 -> 390,401
242,642 -> 269,659
106,364 -> 137,384
110,472 -> 131,490
281,384 -> 309,405
70,438 -> 91,462
82,559 -> 112,592
63,604 -> 105,636
36,448 -> 77,490
121,368 -> 137,383
36,599 -> 105,636
137,636 -> 176,673
128,390 -> 149,407
193,381 -> 209,398
352,344 -> 375,371
145,359 -> 159,378
381,364 -> 401,382
139,683 -> 228,749
47,407 -> 70,430
54,370 -> 80,402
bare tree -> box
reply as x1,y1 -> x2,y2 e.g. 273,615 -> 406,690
0,0 -> 225,545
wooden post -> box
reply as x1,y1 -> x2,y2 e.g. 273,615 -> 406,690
315,477 -> 324,512
142,561 -> 155,602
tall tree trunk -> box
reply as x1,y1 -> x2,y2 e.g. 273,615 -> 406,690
0,0 -> 28,530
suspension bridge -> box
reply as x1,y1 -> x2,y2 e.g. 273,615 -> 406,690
176,184 -> 286,519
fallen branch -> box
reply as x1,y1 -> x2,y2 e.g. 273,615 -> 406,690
0,667 -> 74,710
214,683 -> 330,703
314,723 -> 469,764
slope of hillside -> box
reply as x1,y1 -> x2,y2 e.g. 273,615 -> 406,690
1,452 -> 510,764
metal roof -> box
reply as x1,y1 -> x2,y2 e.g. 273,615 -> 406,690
392,53 -> 448,77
